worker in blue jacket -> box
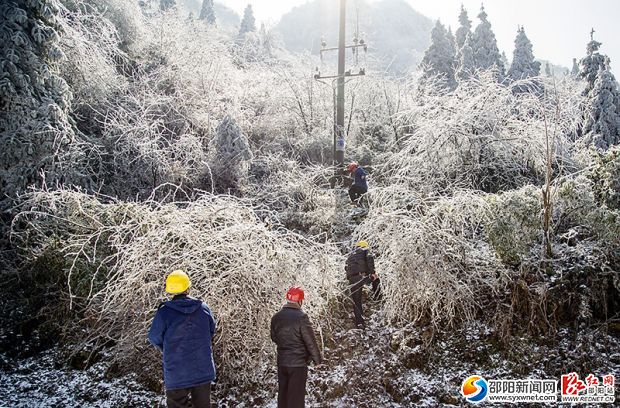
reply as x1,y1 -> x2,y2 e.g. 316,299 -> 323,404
148,270 -> 216,408
347,162 -> 368,204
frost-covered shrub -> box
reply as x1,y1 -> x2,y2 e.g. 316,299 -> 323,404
96,84 -> 212,198
244,155 -> 335,234
555,176 -> 620,256
356,191 -> 508,327
239,65 -> 335,163
13,189 -> 341,384
56,0 -> 137,120
388,71 -> 578,195
485,186 -> 541,265
590,146 -> 620,210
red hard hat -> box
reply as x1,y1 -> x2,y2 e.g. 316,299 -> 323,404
286,286 -> 305,302
347,162 -> 358,172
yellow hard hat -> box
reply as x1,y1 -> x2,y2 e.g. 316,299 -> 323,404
165,270 -> 191,294
356,240 -> 369,249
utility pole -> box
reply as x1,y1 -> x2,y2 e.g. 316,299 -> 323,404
314,0 -> 366,176
335,0 -> 347,166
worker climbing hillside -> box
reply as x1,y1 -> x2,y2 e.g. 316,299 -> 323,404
345,241 -> 381,329
347,162 -> 368,205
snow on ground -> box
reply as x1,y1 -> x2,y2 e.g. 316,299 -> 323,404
0,350 -> 161,408
1,291 -> 618,407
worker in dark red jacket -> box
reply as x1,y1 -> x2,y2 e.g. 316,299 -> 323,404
148,270 -> 216,408
270,287 -> 322,408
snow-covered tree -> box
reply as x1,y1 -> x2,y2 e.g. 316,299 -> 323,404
472,5 -> 504,79
507,27 -> 541,82
447,26 -> 456,59
581,64 -> 620,150
259,22 -> 276,55
210,115 -> 253,189
501,51 -> 509,69
456,33 -> 475,82
0,0 -> 83,198
239,4 -> 256,35
571,58 -> 580,76
579,33 -> 607,94
160,0 -> 175,11
455,5 -> 472,50
544,62 -> 552,77
419,20 -> 457,90
199,0 -> 216,25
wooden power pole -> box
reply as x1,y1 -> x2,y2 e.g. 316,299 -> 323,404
314,0 -> 366,172
335,0 -> 347,166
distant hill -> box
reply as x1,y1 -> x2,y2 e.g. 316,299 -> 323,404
180,0 -> 240,31
536,59 -> 571,78
214,2 -> 241,29
274,0 -> 434,75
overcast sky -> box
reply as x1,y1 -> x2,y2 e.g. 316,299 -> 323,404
222,0 -> 620,70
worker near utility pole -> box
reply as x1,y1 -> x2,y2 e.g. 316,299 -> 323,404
347,162 -> 368,204
270,286 -> 322,408
148,270 -> 216,408
345,241 -> 381,329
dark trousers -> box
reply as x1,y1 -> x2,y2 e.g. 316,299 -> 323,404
349,185 -> 367,203
166,382 -> 211,408
348,274 -> 381,327
277,365 -> 308,408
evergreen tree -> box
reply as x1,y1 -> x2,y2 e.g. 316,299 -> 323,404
544,62 -> 552,77
420,20 -> 457,90
160,0 -> 175,11
456,32 -> 475,82
472,4 -> 504,78
199,0 -> 216,25
210,115 -> 253,188
582,63 -> 620,149
507,27 -> 540,81
239,4 -> 256,35
579,31 -> 607,94
501,51 -> 509,69
0,0 -> 81,197
455,5 -> 472,50
571,58 -> 580,76
447,26 -> 457,62
259,23 -> 275,55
